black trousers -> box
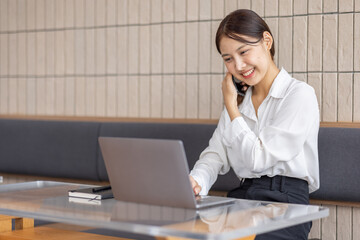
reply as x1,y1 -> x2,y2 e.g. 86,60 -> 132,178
227,175 -> 312,240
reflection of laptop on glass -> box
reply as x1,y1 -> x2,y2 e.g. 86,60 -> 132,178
98,137 -> 235,209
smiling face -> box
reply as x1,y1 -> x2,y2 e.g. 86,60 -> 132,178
219,32 -> 274,87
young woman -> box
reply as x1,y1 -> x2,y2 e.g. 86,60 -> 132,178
189,9 -> 319,240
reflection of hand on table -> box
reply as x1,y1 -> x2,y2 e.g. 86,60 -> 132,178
164,202 -> 288,240
200,202 -> 288,232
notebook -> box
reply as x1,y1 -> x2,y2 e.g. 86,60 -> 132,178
98,137 -> 235,209
68,186 -> 113,200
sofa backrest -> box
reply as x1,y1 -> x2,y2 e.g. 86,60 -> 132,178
0,119 -> 100,180
0,118 -> 359,202
309,127 -> 360,202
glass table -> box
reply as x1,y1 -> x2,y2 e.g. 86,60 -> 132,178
0,181 -> 328,240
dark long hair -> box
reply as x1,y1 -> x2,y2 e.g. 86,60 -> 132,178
215,9 -> 275,59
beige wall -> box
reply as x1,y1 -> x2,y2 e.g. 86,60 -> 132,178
0,0 -> 359,121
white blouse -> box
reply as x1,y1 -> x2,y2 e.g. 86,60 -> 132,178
190,68 -> 320,195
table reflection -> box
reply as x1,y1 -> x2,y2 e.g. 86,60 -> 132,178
110,200 -> 291,235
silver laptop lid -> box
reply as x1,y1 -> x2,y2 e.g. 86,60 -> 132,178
99,137 -> 197,209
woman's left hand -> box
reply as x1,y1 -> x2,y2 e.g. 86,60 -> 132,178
222,72 -> 241,120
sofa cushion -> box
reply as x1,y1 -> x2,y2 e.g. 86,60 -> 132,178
310,127 -> 360,202
97,122 -> 240,191
0,119 -> 100,180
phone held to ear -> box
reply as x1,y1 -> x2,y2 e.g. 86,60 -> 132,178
232,75 -> 249,97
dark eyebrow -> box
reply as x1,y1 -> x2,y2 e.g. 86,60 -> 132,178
221,44 -> 247,57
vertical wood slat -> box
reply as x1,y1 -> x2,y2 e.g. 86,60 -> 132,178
322,73 -> 338,122
338,73 -> 353,122
95,76 -> 106,117
237,0 -> 250,10
0,78 -> 8,114
106,76 -> 117,117
322,205 -> 337,240
323,15 -> 338,72
338,13 -> 354,72
307,73 -> 323,120
128,26 -> 139,74
278,17 -> 292,72
162,24 -> 174,74
0,0 -> 9,32
128,75 -> 139,117
293,16 -> 307,72
337,206 -> 352,240
106,27 -> 116,75
54,77 -> 64,115
150,75 -> 162,118
353,207 -> 360,240
324,0 -> 338,12
85,77 -> 96,116
139,75 -> 150,118
174,23 -> 186,74
45,77 -> 55,115
199,21 -> 211,73
162,75 -> 174,118
224,0 -> 237,16
308,15 -> 323,72
174,75 -> 186,119
354,74 -> 360,122
198,75 -> 211,119
8,77 -> 17,114
117,76 -> 128,117
211,75 -> 223,120
75,77 -> 85,116
265,17 -> 279,67
186,75 -> 198,119
139,25 -> 150,74
265,0 -> 278,17
187,0 -> 199,21
308,218 -> 321,239
199,0 -> 211,20
74,0 -> 85,28
18,78 -> 26,114
0,33 -> 8,76
251,0 -> 265,17
210,20 -> 223,73
27,77 -> 36,115
36,78 -> 46,115
65,77 -> 75,116
75,29 -> 85,75
355,13 -> 360,71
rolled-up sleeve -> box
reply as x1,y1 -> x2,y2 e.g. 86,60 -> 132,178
190,111 -> 231,195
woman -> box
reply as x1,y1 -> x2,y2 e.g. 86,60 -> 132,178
189,9 -> 319,240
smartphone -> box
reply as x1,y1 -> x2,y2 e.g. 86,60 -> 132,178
232,76 -> 249,97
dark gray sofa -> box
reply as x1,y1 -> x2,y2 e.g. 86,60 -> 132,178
0,118 -> 359,202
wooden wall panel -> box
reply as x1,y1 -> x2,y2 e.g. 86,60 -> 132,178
0,0 -> 359,121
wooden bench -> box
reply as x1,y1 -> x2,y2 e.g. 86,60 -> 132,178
0,216 -> 255,240
0,225 -> 131,240
0,215 -> 34,233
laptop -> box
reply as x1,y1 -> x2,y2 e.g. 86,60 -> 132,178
98,137 -> 235,209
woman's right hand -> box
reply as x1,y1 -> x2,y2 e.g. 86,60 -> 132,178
189,175 -> 202,196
